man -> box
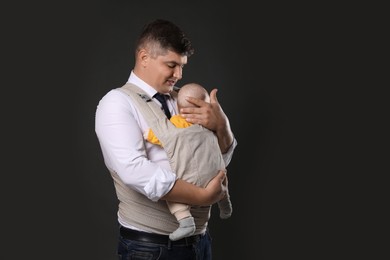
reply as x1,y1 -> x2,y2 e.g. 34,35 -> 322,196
95,19 -> 237,259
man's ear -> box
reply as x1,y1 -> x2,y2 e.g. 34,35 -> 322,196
138,48 -> 149,67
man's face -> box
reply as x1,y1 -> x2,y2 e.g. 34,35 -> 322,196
144,50 -> 187,94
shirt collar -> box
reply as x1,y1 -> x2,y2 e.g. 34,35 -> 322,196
127,71 -> 172,99
127,71 -> 157,98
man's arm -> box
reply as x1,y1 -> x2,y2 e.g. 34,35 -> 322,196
162,170 -> 228,206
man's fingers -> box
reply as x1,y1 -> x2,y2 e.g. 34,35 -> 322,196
184,96 -> 207,107
210,89 -> 219,104
180,106 -> 200,114
218,169 -> 227,182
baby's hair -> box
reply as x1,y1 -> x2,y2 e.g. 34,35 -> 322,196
177,83 -> 210,109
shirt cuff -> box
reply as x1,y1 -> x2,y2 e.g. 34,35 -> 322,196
143,169 -> 176,202
222,137 -> 238,166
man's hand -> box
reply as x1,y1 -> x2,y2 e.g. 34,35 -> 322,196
180,89 -> 226,131
203,170 -> 228,205
180,89 -> 234,153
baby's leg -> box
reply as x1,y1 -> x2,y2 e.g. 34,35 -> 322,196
218,193 -> 233,219
167,202 -> 196,241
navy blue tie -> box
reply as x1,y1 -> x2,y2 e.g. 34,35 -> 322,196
154,93 -> 171,119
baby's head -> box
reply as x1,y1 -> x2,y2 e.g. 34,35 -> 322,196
177,83 -> 210,110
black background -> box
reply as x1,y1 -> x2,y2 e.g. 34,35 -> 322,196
3,1 -> 387,259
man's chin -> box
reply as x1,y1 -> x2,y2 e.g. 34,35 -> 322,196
165,85 -> 174,93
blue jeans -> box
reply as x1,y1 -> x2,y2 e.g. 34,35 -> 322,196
117,230 -> 212,260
